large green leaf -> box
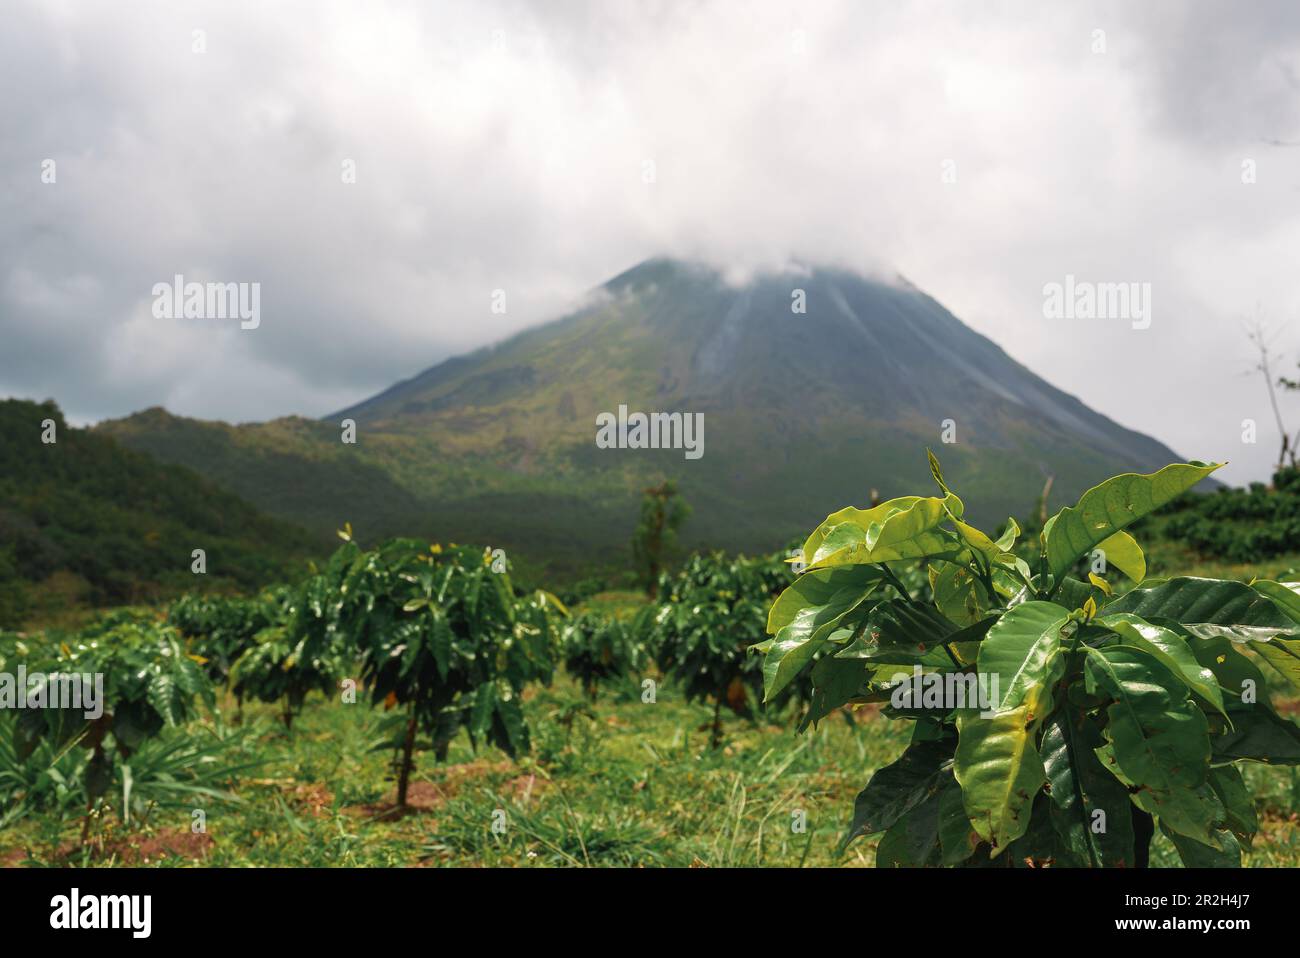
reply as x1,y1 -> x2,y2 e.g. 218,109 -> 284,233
1211,704 -> 1300,765
1253,580 -> 1300,623
1043,462 -> 1221,579
936,775 -> 978,864
836,599 -> 970,668
840,737 -> 953,851
1190,636 -> 1266,712
799,499 -> 922,566
1207,765 -> 1256,847
1093,530 -> 1146,583
1252,638 -> 1300,690
762,574 -> 879,702
953,705 -> 1046,855
1106,576 -> 1300,643
1161,822 -> 1240,868
806,495 -> 962,570
1041,709 -> 1135,867
874,782 -> 945,867
931,561 -> 986,627
976,601 -> 1069,716
766,565 -> 882,635
1096,612 -> 1226,716
1083,646 -> 1219,845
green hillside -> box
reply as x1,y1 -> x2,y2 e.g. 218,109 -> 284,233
96,258 -> 1203,582
0,399 -> 317,626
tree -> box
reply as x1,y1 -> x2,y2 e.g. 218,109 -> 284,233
1246,318 -> 1297,472
293,533 -> 561,809
631,480 -> 691,598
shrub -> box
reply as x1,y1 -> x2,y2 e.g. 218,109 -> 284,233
292,534 -> 562,807
754,453 -> 1300,867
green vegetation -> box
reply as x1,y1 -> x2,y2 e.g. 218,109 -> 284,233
631,480 -> 691,598
1151,466 -> 1300,563
6,611 -> 221,840
2,658 -> 1296,868
3,425 -> 1299,869
645,550 -> 809,746
0,399 -> 315,627
92,259 -> 1201,584
291,534 -> 562,808
753,454 -> 1300,867
561,612 -> 649,701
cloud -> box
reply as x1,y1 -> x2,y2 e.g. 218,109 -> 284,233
1,0 -> 1298,482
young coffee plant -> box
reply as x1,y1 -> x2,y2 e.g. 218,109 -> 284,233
755,453 -> 1300,867
168,590 -> 288,688
648,550 -> 813,746
10,612 -> 215,841
295,534 -> 561,807
562,613 -> 647,700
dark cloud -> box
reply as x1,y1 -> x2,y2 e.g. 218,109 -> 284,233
1,0 -> 1297,481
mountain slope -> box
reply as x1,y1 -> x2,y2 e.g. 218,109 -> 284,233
98,258 -> 1197,580
0,399 -> 316,625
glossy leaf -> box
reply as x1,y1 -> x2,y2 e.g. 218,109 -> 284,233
807,496 -> 962,569
841,737 -> 953,851
762,573 -> 879,701
1043,462 -> 1221,578
1084,646 -> 1219,846
976,601 -> 1069,715
1106,576 -> 1299,643
1094,530 -> 1146,583
954,705 -> 1046,855
1096,612 -> 1226,716
1041,709 -> 1135,867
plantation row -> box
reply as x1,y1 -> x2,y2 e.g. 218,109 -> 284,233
1152,465 -> 1300,562
0,533 -> 829,836
4,455 -> 1300,867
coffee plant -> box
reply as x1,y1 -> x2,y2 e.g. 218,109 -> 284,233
169,590 -> 288,688
562,612 -> 647,700
294,533 -> 561,807
648,550 -> 815,745
755,453 -> 1300,867
10,612 -> 215,841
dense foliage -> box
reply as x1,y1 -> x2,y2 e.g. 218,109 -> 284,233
1156,466 -> 1300,562
562,612 -> 649,700
290,534 -> 563,805
0,399 -> 315,625
754,453 -> 1300,867
168,590 -> 289,685
4,611 -> 219,835
644,550 -> 804,743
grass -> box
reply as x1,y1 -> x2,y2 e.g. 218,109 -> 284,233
3,546 -> 1298,869
0,671 -> 913,867
3,665 -> 1296,868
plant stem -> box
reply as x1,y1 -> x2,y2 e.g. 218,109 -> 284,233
1133,808 -> 1155,868
878,565 -> 914,604
397,707 -> 418,807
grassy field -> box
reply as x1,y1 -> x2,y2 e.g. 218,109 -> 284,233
5,546 -> 1300,869
4,654 -> 1298,869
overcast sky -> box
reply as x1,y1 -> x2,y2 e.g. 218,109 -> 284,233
2,0 -> 1299,484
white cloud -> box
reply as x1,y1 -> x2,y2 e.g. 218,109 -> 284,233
1,0 -> 1298,482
